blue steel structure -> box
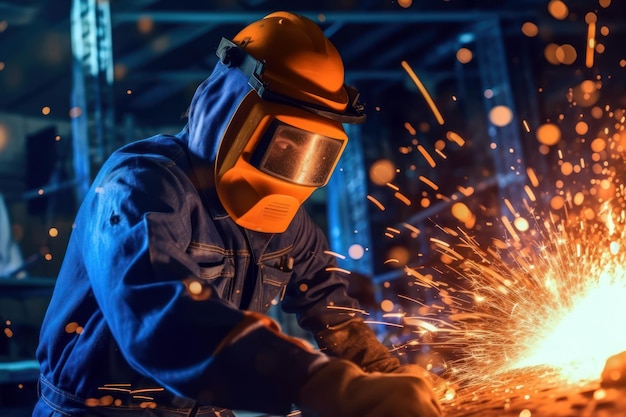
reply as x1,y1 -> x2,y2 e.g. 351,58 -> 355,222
326,123 -> 374,277
70,0 -> 115,202
473,19 -> 527,211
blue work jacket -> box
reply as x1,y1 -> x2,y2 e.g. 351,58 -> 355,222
34,62 -> 361,416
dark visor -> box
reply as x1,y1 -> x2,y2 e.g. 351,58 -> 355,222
250,120 -> 344,187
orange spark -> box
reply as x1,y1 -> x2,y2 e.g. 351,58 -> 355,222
419,175 -> 439,190
417,144 -> 437,168
446,131 -> 465,146
401,60 -> 445,125
586,18 -> 596,68
325,266 -> 351,274
404,121 -> 417,135
394,192 -> 412,206
328,305 -> 369,315
526,167 -> 539,187
367,195 -> 385,211
385,182 -> 400,191
323,250 -> 347,260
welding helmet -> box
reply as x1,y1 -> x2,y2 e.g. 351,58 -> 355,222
214,11 -> 365,233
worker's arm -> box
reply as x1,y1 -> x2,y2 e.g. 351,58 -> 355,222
78,153 -> 327,414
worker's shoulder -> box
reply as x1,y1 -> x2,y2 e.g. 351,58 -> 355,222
107,134 -> 190,169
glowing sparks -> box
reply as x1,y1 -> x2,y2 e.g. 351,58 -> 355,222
385,182 -> 400,191
381,84 -> 626,397
457,186 -> 474,197
512,267 -> 626,381
419,175 -> 439,191
363,320 -> 404,328
367,194 -> 386,211
585,14 -> 597,68
323,250 -> 347,260
417,144 -> 436,168
428,208 -> 626,391
402,222 -> 421,236
404,121 -> 417,135
446,131 -> 465,146
324,266 -> 351,274
524,185 -> 537,202
394,191 -> 412,206
326,305 -> 369,315
400,60 -> 445,125
434,148 -> 447,159
404,265 -> 435,287
526,167 -> 539,187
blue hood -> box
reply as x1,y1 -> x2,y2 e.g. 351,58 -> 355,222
186,61 -> 252,165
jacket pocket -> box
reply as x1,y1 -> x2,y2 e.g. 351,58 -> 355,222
259,256 -> 293,309
186,242 -> 235,296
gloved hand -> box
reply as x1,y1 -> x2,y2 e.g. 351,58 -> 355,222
296,359 -> 443,417
602,350 -> 626,387
393,364 -> 452,398
315,318 -> 407,373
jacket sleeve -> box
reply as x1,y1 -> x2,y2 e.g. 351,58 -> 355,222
279,208 -> 363,332
278,210 -> 403,373
77,153 -> 327,414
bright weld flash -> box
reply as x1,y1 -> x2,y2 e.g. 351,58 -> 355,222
511,265 -> 626,382
443,206 -> 626,390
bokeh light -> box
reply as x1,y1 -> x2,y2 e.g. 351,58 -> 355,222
521,22 -> 539,37
137,16 -> 154,34
456,47 -> 473,64
369,159 -> 397,185
386,246 -> 410,266
555,44 -> 577,65
547,0 -> 569,20
348,244 -> 365,260
489,105 -> 514,127
536,123 -> 562,146
0,123 -> 8,151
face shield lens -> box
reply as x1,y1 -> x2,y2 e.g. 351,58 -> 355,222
252,122 -> 344,187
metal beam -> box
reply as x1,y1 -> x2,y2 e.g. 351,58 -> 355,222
339,23 -> 403,65
473,19 -> 527,209
70,0 -> 115,200
116,24 -> 215,69
117,24 -> 217,109
111,10 -> 536,25
327,123 -> 374,276
127,69 -> 410,83
0,2 -> 38,25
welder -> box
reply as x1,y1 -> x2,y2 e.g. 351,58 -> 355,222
33,11 -> 443,417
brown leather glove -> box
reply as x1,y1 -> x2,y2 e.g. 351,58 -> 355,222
315,318 -> 404,373
297,359 -> 443,417
602,350 -> 626,387
393,364 -> 455,401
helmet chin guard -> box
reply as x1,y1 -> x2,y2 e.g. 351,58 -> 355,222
215,92 -> 348,233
